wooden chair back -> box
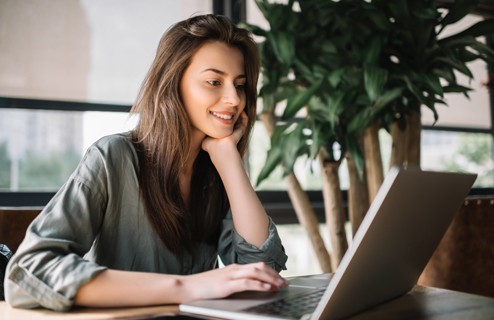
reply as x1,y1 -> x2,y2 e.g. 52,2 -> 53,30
419,196 -> 494,298
0,207 -> 42,253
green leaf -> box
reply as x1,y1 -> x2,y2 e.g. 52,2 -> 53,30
308,96 -> 331,121
256,147 -> 282,187
443,84 -> 472,98
432,68 -> 456,84
345,136 -> 365,181
261,92 -> 275,114
458,48 -> 481,62
282,124 -> 305,172
313,65 -> 328,79
443,84 -> 472,94
421,74 -> 444,96
428,106 -> 440,124
413,7 -> 438,20
363,37 -> 382,65
255,123 -> 291,186
254,0 -> 270,19
321,41 -> 338,54
403,76 -> 428,110
440,35 -> 483,50
283,79 -> 323,119
327,91 -> 346,128
271,123 -> 291,145
372,87 -> 404,113
274,82 -> 297,104
328,68 -> 345,87
440,0 -> 479,27
433,56 -> 473,78
267,32 -> 295,66
347,108 -> 372,134
468,41 -> 494,61
440,19 -> 494,42
293,58 -> 312,76
241,22 -> 267,38
309,121 -> 323,159
364,66 -> 388,102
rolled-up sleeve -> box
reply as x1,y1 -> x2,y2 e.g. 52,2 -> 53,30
218,212 -> 288,272
5,146 -> 109,311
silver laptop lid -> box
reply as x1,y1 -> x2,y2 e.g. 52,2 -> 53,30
312,166 -> 476,320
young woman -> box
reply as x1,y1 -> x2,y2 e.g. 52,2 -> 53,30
5,14 -> 288,311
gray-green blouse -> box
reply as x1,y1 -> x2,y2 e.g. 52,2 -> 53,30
5,133 -> 287,311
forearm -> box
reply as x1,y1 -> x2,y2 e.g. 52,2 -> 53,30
75,269 -> 186,307
214,152 -> 269,248
75,264 -> 286,308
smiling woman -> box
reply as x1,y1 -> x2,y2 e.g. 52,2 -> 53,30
4,14 -> 287,312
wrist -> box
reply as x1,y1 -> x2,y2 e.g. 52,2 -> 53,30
210,148 -> 243,171
173,275 -> 196,303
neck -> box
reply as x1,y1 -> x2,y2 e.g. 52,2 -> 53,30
179,130 -> 205,205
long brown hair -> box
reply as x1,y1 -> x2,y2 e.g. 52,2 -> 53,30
130,14 -> 260,254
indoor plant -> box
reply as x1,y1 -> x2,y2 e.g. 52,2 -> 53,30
247,0 -> 494,270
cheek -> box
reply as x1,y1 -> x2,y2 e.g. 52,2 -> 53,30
185,85 -> 219,110
182,83 -> 198,104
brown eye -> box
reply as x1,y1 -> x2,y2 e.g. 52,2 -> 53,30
235,83 -> 246,91
207,80 -> 221,86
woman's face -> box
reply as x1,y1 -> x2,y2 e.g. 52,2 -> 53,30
180,41 -> 246,141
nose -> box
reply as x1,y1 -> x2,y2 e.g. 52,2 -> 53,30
222,84 -> 241,106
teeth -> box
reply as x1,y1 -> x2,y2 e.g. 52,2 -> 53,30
211,111 -> 234,120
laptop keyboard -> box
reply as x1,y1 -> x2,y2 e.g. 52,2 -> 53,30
243,287 -> 326,319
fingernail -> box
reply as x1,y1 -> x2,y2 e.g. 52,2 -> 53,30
263,283 -> 271,289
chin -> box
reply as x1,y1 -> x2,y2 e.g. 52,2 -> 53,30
210,133 -> 231,139
208,130 -> 234,139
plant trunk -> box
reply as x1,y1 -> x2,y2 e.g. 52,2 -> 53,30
346,152 -> 369,236
284,173 -> 332,273
407,111 -> 421,168
318,152 -> 348,270
363,123 -> 383,203
259,111 -> 332,272
390,118 -> 408,168
390,111 -> 421,169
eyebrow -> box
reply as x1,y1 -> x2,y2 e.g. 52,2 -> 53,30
201,68 -> 246,79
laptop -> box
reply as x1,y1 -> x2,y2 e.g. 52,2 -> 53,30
179,166 -> 477,320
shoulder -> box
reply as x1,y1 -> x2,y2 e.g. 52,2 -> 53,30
91,132 -> 135,153
86,132 -> 137,162
76,132 -> 139,178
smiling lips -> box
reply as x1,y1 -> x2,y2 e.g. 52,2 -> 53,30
210,111 -> 234,121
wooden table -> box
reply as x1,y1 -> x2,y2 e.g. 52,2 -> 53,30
347,286 -> 494,319
0,304 -> 179,319
1,285 -> 494,319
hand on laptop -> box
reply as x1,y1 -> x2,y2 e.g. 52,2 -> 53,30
178,262 -> 288,302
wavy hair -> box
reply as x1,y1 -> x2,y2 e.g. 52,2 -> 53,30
130,14 -> 260,254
